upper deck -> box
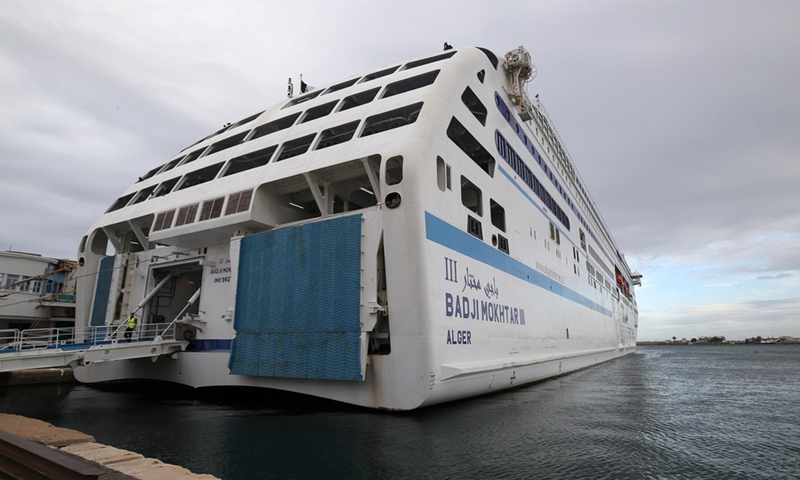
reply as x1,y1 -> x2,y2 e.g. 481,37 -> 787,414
80,45 -> 636,296
86,48 -> 474,250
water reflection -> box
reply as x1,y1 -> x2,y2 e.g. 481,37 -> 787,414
1,346 -> 799,480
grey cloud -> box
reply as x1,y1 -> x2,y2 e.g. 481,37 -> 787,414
756,273 -> 794,281
2,0 -> 800,346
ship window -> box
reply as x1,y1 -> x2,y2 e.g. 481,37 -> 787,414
361,102 -> 423,137
476,47 -> 499,69
206,132 -> 248,156
179,147 -> 206,166
317,121 -> 359,150
490,199 -> 505,232
461,176 -> 482,216
106,192 -> 136,213
225,189 -> 253,215
301,101 -> 338,124
580,229 -> 586,251
153,177 -> 180,198
324,78 -> 359,94
497,234 -> 509,254
550,222 -> 561,245
282,90 -> 322,109
494,131 -> 570,231
461,87 -> 487,126
199,197 -> 225,221
174,203 -> 199,227
383,70 -> 440,98
467,215 -> 483,240
436,156 -> 452,192
446,162 -> 452,189
137,165 -> 163,183
340,88 -> 380,111
361,65 -> 400,83
159,158 -> 182,174
205,124 -> 234,142
176,162 -> 224,191
447,117 -> 495,177
230,111 -> 263,129
131,185 -> 156,204
477,70 -> 485,83
223,145 -> 276,177
250,113 -> 301,141
385,156 -> 403,185
276,134 -> 316,161
403,51 -> 456,70
153,209 -> 175,231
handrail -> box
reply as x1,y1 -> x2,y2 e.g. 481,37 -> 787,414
0,323 -> 180,353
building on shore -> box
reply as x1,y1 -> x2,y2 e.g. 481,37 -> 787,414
0,250 -> 76,331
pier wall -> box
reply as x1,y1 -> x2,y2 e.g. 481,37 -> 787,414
0,413 -> 219,479
0,368 -> 75,386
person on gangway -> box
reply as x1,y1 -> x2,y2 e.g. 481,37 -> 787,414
125,312 -> 138,342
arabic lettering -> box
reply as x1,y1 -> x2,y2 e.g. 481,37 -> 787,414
483,277 -> 499,299
462,267 -> 482,293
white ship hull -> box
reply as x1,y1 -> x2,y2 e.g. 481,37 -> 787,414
73,46 -> 639,410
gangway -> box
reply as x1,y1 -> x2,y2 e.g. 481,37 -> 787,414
0,324 -> 188,373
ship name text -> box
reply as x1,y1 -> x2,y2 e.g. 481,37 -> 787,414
445,293 -> 526,325
446,330 -> 472,345
535,262 -> 564,284
210,259 -> 232,284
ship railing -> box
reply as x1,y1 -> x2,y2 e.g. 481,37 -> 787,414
0,323 -> 179,353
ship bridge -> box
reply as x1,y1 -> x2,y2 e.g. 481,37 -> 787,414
0,323 -> 187,373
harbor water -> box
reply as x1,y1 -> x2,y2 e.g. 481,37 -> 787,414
1,345 -> 799,479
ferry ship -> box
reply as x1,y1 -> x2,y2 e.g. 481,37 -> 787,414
72,45 -> 640,410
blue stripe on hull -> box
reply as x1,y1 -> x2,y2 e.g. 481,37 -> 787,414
424,212 -> 611,317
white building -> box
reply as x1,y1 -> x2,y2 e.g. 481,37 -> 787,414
0,250 -> 76,331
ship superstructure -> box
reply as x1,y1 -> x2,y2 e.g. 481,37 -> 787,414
68,45 -> 639,409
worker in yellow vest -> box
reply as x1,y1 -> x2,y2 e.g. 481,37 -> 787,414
124,312 -> 137,342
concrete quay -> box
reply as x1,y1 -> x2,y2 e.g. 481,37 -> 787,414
0,413 -> 220,480
0,367 -> 76,386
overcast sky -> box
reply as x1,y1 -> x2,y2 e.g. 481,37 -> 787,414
1,0 -> 798,341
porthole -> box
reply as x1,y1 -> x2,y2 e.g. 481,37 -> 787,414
385,192 -> 402,209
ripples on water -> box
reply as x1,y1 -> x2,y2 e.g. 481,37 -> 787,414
1,345 -> 799,480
